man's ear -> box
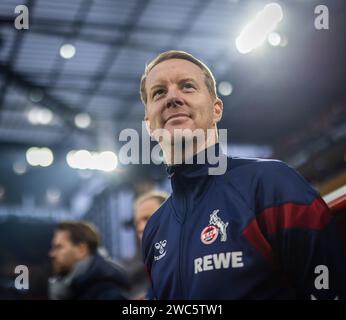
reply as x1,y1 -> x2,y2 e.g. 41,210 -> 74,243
76,242 -> 89,259
213,98 -> 223,124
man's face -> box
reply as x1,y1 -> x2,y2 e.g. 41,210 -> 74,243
144,59 -> 223,140
49,231 -> 85,276
134,198 -> 162,241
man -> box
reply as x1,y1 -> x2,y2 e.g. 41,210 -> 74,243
49,221 -> 128,300
140,50 -> 346,299
134,191 -> 169,241
131,191 -> 169,299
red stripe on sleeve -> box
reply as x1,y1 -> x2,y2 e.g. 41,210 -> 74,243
257,197 -> 331,235
243,219 -> 274,264
243,197 -> 331,262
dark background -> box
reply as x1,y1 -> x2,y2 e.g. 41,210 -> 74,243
0,0 -> 345,298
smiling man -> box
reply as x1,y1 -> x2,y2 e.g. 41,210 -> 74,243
141,52 -> 223,167
139,50 -> 346,299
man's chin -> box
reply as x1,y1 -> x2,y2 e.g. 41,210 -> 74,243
161,131 -> 195,148
52,265 -> 69,277
165,125 -> 197,139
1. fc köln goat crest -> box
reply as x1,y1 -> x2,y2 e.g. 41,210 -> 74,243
200,209 -> 229,245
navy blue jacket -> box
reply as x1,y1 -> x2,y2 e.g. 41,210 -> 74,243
70,254 -> 129,300
142,145 -> 346,299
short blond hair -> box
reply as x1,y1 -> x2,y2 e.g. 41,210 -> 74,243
140,50 -> 217,105
134,190 -> 169,214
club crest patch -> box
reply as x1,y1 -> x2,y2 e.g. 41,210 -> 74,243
200,209 -> 229,245
201,225 -> 219,244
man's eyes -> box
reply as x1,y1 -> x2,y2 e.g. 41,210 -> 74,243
182,82 -> 195,89
151,82 -> 196,100
152,89 -> 165,98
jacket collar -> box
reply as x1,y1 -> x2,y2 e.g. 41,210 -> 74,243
166,143 -> 226,180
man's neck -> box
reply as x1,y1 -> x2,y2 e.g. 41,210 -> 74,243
162,129 -> 218,165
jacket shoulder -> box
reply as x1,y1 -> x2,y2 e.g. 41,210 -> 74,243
72,254 -> 129,300
225,157 -> 319,212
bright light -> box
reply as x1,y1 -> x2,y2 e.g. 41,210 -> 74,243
60,44 -> 76,59
27,107 -> 53,125
236,3 -> 283,54
74,113 -> 91,129
96,151 -> 118,172
73,150 -> 92,170
13,162 -> 27,175
26,147 -> 40,166
66,149 -> 92,170
37,108 -> 53,125
218,81 -> 233,96
66,150 -> 77,168
28,108 -> 39,125
39,148 -> 54,167
88,152 -> 99,170
267,32 -> 281,46
26,147 -> 54,167
66,150 -> 117,172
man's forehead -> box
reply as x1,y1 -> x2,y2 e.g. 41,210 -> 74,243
54,230 -> 70,241
146,59 -> 204,86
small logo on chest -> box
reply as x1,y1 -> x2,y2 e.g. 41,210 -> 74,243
201,209 -> 229,245
154,240 -> 167,261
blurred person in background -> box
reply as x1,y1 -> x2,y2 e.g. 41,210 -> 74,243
48,221 -> 129,300
131,191 -> 169,299
134,191 -> 169,242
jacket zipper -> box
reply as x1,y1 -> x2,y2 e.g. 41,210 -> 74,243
178,184 -> 188,299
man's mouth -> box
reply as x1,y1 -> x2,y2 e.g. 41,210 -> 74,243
165,113 -> 191,124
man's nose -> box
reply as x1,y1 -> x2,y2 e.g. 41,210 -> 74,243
165,88 -> 183,109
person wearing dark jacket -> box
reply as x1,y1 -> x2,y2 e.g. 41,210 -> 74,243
139,50 -> 346,299
48,221 -> 128,300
